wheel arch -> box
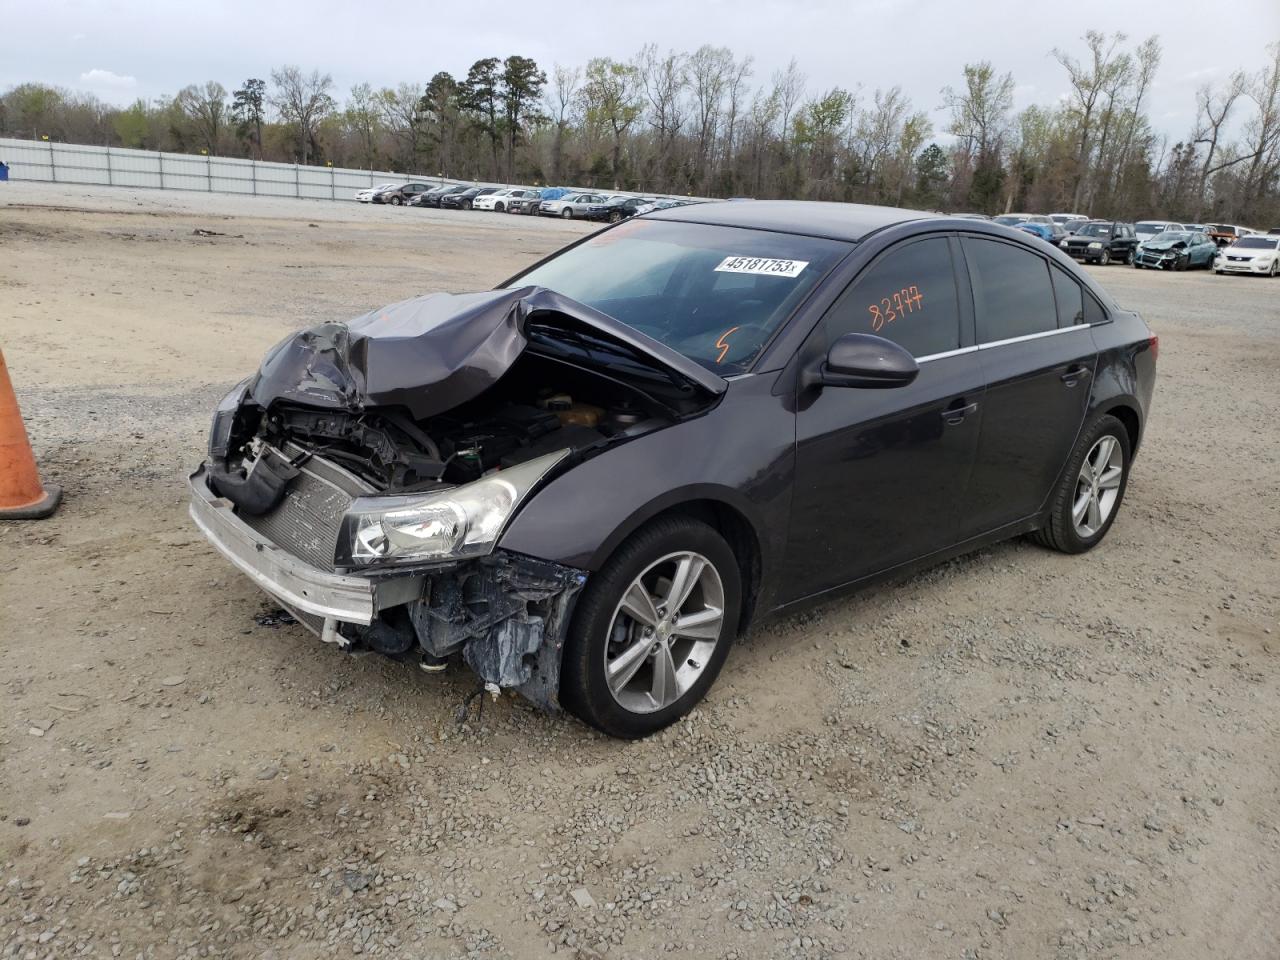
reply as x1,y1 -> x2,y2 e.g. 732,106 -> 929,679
588,490 -> 766,635
1097,400 -> 1143,455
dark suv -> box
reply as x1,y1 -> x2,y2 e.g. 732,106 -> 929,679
1060,221 -> 1137,265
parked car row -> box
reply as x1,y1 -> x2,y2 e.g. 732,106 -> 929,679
355,180 -> 703,221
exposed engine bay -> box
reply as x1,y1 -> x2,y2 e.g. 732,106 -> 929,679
209,350 -> 676,509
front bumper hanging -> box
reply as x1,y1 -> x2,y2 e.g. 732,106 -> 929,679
188,465 -> 587,710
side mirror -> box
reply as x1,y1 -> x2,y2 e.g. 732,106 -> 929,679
805,333 -> 920,390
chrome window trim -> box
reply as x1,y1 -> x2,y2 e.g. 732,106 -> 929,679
915,324 -> 1090,363
916,345 -> 979,364
976,325 -> 1090,351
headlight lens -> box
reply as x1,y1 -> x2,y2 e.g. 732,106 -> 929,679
1088,241 -> 1102,249
341,448 -> 569,566
209,379 -> 251,460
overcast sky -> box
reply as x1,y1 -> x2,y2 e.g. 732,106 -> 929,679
3,0 -> 1277,143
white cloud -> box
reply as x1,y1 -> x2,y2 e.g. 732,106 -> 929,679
79,68 -> 136,88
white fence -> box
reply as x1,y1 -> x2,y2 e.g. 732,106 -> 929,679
0,137 -> 465,201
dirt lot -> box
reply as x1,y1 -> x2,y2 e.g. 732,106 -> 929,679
1,183 -> 1278,960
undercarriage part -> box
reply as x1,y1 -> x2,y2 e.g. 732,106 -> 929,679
209,445 -> 299,515
406,553 -> 586,710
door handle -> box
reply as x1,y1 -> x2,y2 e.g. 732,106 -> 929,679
1060,365 -> 1092,386
941,401 -> 978,425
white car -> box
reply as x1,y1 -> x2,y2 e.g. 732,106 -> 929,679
1135,220 -> 1185,242
471,188 -> 537,212
356,183 -> 398,203
1214,236 -> 1280,276
1049,212 -> 1089,225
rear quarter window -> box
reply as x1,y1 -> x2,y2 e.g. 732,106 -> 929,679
963,237 -> 1057,343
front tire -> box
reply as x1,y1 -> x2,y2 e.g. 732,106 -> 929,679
560,517 -> 741,739
494,202 -> 505,212
1032,414 -> 1131,554
1099,248 -> 1112,266
390,196 -> 403,206
561,208 -> 573,219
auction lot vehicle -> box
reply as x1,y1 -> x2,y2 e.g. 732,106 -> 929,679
1207,223 -> 1240,247
374,182 -> 432,205
356,183 -> 398,203
190,201 -> 1157,738
1135,220 -> 1184,242
506,189 -> 543,214
1060,220 -> 1137,265
1213,235 -> 1280,276
584,195 -> 654,223
441,186 -> 498,210
1134,230 -> 1217,270
473,188 -> 538,212
540,192 -> 609,218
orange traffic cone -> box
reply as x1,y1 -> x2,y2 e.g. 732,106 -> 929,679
0,348 -> 61,519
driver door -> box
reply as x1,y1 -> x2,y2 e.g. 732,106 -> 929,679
781,236 -> 985,602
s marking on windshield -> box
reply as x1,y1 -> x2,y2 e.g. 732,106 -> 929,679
714,256 -> 808,278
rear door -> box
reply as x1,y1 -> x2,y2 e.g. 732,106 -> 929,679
783,235 -> 985,600
959,237 -> 1097,535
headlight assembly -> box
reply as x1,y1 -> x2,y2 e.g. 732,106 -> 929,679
1088,241 -> 1103,249
339,449 -> 570,566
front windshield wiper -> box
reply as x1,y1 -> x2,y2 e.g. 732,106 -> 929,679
525,322 -> 692,396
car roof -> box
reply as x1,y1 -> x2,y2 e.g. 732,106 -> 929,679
646,199 -> 932,242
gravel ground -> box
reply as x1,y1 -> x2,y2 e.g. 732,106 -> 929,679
1,183 -> 1278,960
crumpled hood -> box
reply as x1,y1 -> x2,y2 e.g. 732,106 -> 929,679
1141,239 -> 1186,252
248,286 -> 724,419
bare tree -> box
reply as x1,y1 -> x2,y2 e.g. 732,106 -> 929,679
545,64 -> 580,184
269,66 -> 334,165
1054,31 -> 1133,210
636,45 -> 688,184
1240,42 -> 1280,214
175,81 -> 228,154
1193,71 -> 1247,216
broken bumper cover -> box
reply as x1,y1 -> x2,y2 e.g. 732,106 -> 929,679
189,464 -> 402,624
187,464 -> 588,710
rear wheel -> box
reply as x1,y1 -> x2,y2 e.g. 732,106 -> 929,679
561,518 -> 741,739
1032,414 -> 1131,554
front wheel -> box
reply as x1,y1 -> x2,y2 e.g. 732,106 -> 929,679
560,518 -> 741,739
390,196 -> 403,206
494,202 -> 505,212
1032,415 -> 1131,554
561,208 -> 573,219
1099,248 -> 1112,266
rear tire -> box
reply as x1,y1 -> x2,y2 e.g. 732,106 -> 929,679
560,518 -> 741,739
1032,414 -> 1131,554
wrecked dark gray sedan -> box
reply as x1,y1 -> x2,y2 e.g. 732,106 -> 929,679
191,201 -> 1156,737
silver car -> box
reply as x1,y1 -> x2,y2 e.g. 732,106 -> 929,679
540,192 -> 611,219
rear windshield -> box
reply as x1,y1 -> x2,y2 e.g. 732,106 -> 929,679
1233,237 -> 1280,249
509,219 -> 850,373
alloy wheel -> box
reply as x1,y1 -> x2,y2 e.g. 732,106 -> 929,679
1072,435 -> 1124,539
603,551 -> 725,714
1100,249 -> 1111,266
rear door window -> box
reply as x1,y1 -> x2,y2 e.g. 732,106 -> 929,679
963,238 -> 1057,343
825,237 -> 961,358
